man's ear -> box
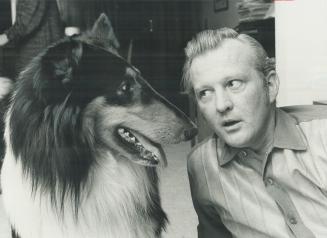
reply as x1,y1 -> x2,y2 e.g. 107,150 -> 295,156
90,13 -> 120,51
266,70 -> 279,103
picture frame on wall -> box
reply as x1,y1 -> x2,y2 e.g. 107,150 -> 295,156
214,0 -> 228,12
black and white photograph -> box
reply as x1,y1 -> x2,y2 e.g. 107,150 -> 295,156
0,0 -> 327,237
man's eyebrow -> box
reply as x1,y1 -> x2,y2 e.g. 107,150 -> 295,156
225,71 -> 248,78
193,83 -> 212,90
194,86 -> 210,92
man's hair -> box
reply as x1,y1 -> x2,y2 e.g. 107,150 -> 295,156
182,28 -> 275,95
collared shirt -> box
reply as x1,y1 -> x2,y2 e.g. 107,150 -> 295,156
187,105 -> 327,238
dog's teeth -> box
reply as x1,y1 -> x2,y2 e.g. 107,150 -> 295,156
136,145 -> 144,152
124,132 -> 130,136
118,128 -> 124,134
152,153 -> 158,160
131,137 -> 136,142
140,150 -> 148,158
136,143 -> 143,149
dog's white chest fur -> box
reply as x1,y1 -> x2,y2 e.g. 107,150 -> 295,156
1,148 -> 158,238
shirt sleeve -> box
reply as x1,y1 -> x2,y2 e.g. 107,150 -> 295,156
5,0 -> 47,43
187,152 -> 232,238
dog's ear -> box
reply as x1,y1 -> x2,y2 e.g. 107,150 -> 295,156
39,39 -> 83,102
89,13 -> 120,51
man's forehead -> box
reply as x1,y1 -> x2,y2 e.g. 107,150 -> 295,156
189,39 -> 259,89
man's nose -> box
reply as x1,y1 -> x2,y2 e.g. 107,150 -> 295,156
215,91 -> 233,113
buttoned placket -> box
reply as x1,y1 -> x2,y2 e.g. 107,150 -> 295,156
263,151 -> 315,238
237,148 -> 316,238
237,149 -> 264,175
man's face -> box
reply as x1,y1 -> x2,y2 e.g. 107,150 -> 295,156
190,40 -> 277,149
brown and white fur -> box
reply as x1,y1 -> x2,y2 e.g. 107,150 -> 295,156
1,14 -> 197,238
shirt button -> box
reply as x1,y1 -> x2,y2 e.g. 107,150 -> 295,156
266,178 -> 274,186
289,217 -> 297,225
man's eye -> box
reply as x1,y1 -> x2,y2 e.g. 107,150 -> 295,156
227,80 -> 243,90
197,90 -> 213,100
199,90 -> 208,98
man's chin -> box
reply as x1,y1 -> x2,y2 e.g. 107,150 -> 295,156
221,134 -> 250,148
226,141 -> 247,148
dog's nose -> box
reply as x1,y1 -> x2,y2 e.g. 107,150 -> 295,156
183,127 -> 198,141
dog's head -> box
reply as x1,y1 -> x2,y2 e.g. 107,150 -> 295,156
8,14 -> 196,206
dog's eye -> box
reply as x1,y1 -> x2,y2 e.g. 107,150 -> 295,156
117,81 -> 132,96
121,83 -> 130,92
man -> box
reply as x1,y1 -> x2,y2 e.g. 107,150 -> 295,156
183,28 -> 327,238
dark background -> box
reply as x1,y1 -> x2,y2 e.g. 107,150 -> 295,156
60,0 -> 203,115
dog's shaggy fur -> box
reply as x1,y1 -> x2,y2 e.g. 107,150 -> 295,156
0,77 -> 12,160
1,14 -> 196,238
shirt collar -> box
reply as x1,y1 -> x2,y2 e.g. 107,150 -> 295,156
273,108 -> 307,150
217,108 -> 307,166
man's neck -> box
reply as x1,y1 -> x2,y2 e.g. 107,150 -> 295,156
251,107 -> 276,156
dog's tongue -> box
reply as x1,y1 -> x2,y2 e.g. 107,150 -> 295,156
117,128 -> 166,167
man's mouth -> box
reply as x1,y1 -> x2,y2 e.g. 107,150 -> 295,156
222,120 -> 241,129
116,127 -> 166,167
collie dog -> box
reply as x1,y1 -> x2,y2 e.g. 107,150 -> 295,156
0,77 -> 12,160
1,14 -> 197,238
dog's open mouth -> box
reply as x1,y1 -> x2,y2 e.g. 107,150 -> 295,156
117,127 -> 166,167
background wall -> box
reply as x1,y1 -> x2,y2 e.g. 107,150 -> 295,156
199,0 -> 239,29
276,0 -> 327,106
